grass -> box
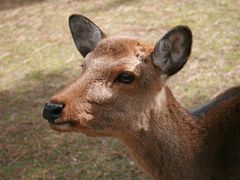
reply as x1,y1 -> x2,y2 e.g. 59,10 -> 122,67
0,0 -> 239,179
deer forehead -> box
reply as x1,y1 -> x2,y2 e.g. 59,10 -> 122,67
82,36 -> 153,77
86,36 -> 153,62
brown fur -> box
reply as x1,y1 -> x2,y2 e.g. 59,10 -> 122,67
48,36 -> 240,179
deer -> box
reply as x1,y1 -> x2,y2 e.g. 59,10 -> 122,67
42,14 -> 240,180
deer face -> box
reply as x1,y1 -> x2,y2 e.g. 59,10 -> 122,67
42,15 -> 192,137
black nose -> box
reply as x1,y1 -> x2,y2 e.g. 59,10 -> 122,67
42,102 -> 64,123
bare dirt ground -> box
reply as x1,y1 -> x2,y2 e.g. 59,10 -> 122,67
0,0 -> 239,179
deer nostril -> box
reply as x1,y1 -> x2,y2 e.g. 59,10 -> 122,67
42,102 -> 64,123
52,103 -> 64,114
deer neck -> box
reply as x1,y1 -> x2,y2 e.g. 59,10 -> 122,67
121,86 -> 198,179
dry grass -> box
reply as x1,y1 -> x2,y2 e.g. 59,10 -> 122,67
0,0 -> 239,179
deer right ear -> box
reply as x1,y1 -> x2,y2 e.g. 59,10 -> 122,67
152,26 -> 192,78
69,14 -> 105,57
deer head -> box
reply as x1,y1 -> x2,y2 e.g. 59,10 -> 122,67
42,14 -> 192,138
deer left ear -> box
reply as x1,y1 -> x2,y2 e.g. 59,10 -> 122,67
69,14 -> 105,57
152,26 -> 192,77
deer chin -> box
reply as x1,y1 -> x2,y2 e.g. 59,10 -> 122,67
49,117 -> 113,137
49,119 -> 79,132
50,122 -> 73,132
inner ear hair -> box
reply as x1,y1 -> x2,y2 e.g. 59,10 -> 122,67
152,26 -> 192,77
69,14 -> 105,57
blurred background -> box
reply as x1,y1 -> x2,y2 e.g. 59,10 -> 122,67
0,0 -> 239,179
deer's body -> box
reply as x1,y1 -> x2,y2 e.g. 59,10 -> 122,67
123,86 -> 240,179
42,15 -> 240,179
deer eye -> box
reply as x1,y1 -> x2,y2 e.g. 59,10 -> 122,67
116,72 -> 135,84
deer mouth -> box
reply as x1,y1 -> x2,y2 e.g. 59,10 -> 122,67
49,119 -> 79,132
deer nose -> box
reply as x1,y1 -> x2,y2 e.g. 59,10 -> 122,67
42,102 -> 64,123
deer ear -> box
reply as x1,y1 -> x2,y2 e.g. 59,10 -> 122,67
152,26 -> 192,77
69,14 -> 105,57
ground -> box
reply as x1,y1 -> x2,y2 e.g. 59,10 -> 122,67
0,0 -> 239,179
